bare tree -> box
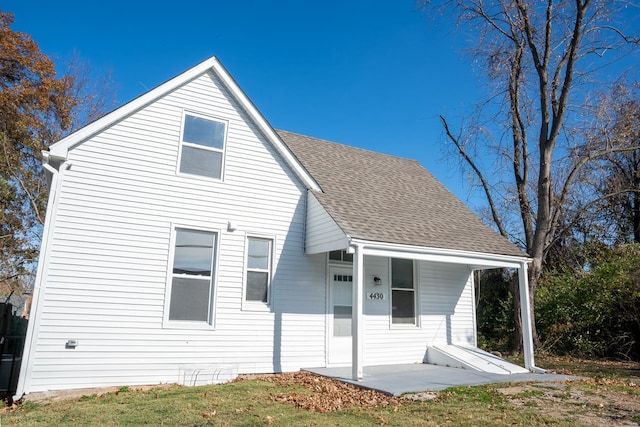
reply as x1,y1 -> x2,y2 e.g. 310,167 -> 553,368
582,82 -> 640,244
420,0 -> 640,347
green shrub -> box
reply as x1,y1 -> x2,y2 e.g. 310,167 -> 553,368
536,244 -> 640,360
475,269 -> 516,354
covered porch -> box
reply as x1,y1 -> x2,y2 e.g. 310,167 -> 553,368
337,238 -> 538,381
287,135 -> 540,382
305,363 -> 577,396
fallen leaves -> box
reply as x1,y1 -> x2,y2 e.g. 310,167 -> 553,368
0,402 -> 18,414
247,371 -> 401,413
587,376 -> 640,390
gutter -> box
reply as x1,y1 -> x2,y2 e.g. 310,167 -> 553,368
13,152 -> 71,401
350,238 -> 531,269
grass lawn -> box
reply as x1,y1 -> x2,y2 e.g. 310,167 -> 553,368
2,355 -> 638,426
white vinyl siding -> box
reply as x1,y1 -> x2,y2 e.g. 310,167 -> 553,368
359,257 -> 475,366
305,192 -> 348,254
22,71 -> 327,393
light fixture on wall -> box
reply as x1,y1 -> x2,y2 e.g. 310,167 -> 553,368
373,276 -> 382,286
227,221 -> 237,232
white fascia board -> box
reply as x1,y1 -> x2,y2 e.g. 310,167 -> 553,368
48,57 -> 321,192
350,239 -> 530,269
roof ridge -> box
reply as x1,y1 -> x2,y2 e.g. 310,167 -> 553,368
275,129 -> 421,165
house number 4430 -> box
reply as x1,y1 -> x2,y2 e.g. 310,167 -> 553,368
367,292 -> 385,300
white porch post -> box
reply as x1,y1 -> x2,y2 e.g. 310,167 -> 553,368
518,261 -> 536,370
351,244 -> 364,380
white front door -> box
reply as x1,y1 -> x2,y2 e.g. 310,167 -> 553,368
328,267 -> 353,365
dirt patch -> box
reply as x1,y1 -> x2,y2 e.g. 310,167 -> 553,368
498,379 -> 640,426
21,384 -> 176,404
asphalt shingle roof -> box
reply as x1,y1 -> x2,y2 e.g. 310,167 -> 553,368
278,130 -> 527,258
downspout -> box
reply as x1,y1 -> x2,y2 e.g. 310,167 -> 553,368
518,261 -> 545,373
13,152 -> 72,400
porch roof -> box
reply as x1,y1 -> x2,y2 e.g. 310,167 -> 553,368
278,130 -> 527,258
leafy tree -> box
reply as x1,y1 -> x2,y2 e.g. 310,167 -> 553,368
0,11 -> 115,296
0,10 -> 76,294
420,0 -> 639,349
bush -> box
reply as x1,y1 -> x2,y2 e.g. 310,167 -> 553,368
536,244 -> 640,360
475,269 -> 516,354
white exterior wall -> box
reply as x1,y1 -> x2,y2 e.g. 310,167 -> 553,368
361,257 -> 475,366
24,71 -> 327,393
419,261 -> 476,346
305,192 -> 349,254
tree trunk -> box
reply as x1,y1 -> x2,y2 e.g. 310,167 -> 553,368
509,275 -> 523,353
633,153 -> 640,243
633,189 -> 640,243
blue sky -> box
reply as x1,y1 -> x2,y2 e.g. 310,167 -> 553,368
6,1 -> 637,209
7,0 -> 481,202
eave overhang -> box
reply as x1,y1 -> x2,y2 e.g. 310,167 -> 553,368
347,238 -> 531,270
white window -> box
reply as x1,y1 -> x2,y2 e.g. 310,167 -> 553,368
178,113 -> 226,179
391,258 -> 416,325
245,237 -> 272,303
328,250 -> 353,263
167,228 -> 217,324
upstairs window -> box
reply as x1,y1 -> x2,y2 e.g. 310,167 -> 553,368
391,258 -> 416,325
179,113 -> 226,179
245,237 -> 273,303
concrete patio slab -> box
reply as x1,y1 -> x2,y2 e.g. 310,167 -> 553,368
304,364 -> 579,396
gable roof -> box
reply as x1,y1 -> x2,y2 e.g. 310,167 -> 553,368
47,56 -> 321,192
277,130 -> 527,258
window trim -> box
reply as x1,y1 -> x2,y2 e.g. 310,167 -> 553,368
176,110 -> 228,181
242,234 -> 275,311
389,258 -> 419,327
163,224 -> 221,330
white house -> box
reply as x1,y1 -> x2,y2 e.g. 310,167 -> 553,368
15,57 -> 538,399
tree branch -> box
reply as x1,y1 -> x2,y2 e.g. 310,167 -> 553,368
509,41 -> 535,249
550,188 -> 640,249
553,145 -> 640,231
1,131 -> 45,225
439,115 -> 509,238
601,25 -> 640,44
